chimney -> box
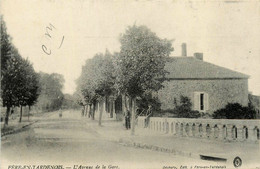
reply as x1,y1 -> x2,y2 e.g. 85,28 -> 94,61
194,53 -> 203,61
181,43 -> 187,57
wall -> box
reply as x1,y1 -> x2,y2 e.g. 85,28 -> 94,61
157,79 -> 248,114
138,117 -> 260,142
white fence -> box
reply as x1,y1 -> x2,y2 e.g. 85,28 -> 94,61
138,117 -> 260,142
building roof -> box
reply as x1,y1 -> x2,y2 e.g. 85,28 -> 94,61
164,57 -> 249,79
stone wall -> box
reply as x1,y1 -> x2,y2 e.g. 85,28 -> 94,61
157,79 -> 248,114
137,116 -> 260,142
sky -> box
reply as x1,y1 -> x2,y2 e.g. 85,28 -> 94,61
1,0 -> 260,95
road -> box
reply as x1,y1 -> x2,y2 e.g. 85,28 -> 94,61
1,110 -> 221,169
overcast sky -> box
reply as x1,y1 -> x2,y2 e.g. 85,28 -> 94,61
1,0 -> 260,95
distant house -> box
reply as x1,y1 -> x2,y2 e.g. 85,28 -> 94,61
157,44 -> 249,114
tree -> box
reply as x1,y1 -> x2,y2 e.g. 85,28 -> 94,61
15,58 -> 40,122
1,16 -> 24,125
115,25 -> 173,135
36,72 -> 64,112
136,93 -> 161,116
76,50 -> 116,124
1,47 -> 22,125
92,51 -> 116,125
62,94 -> 81,110
27,71 -> 40,120
76,58 -> 98,119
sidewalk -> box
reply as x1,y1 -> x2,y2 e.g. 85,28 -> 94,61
92,119 -> 260,168
1,111 -> 57,137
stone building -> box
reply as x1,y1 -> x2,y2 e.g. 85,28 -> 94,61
157,44 -> 249,114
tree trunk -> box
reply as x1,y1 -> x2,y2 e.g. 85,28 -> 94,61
131,97 -> 136,135
129,97 -> 132,127
4,106 -> 10,126
112,100 -> 116,119
107,100 -> 110,117
88,105 -> 91,118
110,101 -> 113,118
19,105 -> 23,123
84,105 -> 87,117
81,106 -> 84,117
105,96 -> 108,113
97,101 -> 99,114
122,94 -> 125,126
122,94 -> 126,115
91,103 -> 95,120
28,105 -> 31,121
98,99 -> 104,126
83,105 -> 88,116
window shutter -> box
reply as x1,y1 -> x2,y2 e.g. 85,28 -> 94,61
194,92 -> 200,111
204,93 -> 209,111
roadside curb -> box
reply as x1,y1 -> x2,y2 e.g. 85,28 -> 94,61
1,111 -> 57,137
1,120 -> 39,137
117,137 -> 201,160
94,126 -> 201,160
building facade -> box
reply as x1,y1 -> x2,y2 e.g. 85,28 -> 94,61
157,52 -> 249,114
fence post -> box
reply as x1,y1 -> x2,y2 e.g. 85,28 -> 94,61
201,124 -> 207,138
236,125 -> 244,141
248,126 -> 257,142
226,124 -> 233,141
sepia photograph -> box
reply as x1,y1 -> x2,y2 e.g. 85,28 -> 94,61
1,0 -> 260,169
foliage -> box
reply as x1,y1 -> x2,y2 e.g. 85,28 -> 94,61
73,90 -> 85,106
76,25 -> 173,128
76,50 -> 116,105
62,94 -> 81,109
174,96 -> 200,118
1,46 -> 22,108
1,16 -> 40,124
16,58 -> 40,107
1,17 -> 20,108
136,93 -> 161,115
92,50 -> 116,97
248,94 -> 259,110
77,58 -> 97,104
213,103 -> 256,119
114,25 -> 173,98
36,72 -> 64,111
1,16 -> 12,71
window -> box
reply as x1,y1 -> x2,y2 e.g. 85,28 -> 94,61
200,93 -> 204,110
194,92 -> 208,112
